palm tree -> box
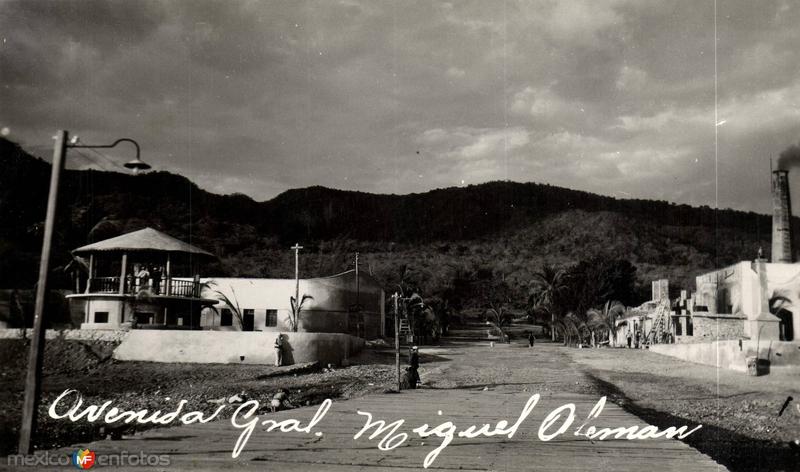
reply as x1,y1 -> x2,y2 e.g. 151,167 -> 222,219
530,264 -> 569,341
203,281 -> 244,328
587,300 -> 626,347
560,312 -> 585,346
485,303 -> 514,342
289,294 -> 314,332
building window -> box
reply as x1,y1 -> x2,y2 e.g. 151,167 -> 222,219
242,309 -> 255,331
94,311 -> 109,323
220,309 -> 233,326
266,309 -> 278,327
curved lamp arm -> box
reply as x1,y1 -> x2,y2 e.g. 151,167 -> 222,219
69,137 -> 149,173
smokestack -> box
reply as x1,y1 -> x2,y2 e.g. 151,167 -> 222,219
772,169 -> 793,263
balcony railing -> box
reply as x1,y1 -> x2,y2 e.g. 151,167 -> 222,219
87,277 -> 201,297
169,279 -> 200,297
90,276 -> 120,293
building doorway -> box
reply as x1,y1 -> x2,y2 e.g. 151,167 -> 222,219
775,309 -> 794,341
134,312 -> 155,325
242,309 -> 255,331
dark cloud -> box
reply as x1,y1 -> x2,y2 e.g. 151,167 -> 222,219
1,0 -> 799,211
778,143 -> 800,170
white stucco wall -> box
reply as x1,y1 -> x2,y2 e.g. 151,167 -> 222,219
199,270 -> 385,339
695,261 -> 800,340
113,330 -> 364,365
650,339 -> 800,374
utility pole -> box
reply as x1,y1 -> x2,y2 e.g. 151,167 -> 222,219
354,252 -> 360,308
291,243 -> 303,329
393,292 -> 400,390
19,130 -> 67,454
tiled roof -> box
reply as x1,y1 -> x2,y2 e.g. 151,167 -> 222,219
72,227 -> 214,257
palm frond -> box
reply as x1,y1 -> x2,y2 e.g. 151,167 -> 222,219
202,281 -> 244,325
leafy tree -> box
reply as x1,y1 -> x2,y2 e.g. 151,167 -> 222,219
424,295 -> 451,338
567,257 -> 637,316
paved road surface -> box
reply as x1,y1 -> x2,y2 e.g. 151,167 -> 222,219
18,335 -> 726,471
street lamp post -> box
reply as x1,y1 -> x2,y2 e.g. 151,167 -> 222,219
392,292 -> 400,390
18,131 -> 149,454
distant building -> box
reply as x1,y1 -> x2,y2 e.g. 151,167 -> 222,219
694,259 -> 797,342
199,271 -> 385,339
67,228 -> 219,329
69,228 -> 385,339
651,279 -> 669,301
651,167 -> 800,344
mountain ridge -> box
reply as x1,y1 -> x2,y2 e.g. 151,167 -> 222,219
0,137 -> 781,300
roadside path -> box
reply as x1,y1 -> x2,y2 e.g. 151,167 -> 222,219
25,338 -> 725,471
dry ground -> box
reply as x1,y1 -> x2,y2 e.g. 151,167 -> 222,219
2,330 -> 799,471
0,339 -> 395,456
565,345 -> 800,472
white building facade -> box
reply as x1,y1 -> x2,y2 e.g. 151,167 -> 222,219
199,270 -> 385,339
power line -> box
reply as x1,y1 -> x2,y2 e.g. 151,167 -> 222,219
17,142 -> 127,172
71,148 -> 118,172
84,147 -> 128,171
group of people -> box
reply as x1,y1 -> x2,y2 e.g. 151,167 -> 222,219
626,328 -> 643,348
130,263 -> 164,294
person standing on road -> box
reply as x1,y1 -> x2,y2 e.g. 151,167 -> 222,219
626,329 -> 632,348
408,346 -> 420,388
274,334 -> 284,367
528,331 -> 535,348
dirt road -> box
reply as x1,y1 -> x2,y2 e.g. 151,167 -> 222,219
20,335 -> 728,471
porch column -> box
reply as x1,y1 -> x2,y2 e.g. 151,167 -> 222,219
192,257 -> 200,292
87,254 -> 94,292
119,253 -> 128,294
165,253 -> 172,296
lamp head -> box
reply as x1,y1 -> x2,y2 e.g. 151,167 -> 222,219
124,158 -> 151,174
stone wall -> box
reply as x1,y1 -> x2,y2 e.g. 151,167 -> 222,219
686,315 -> 745,343
113,330 -> 363,366
0,328 -> 128,342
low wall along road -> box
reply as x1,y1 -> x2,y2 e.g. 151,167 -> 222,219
649,339 -> 800,374
113,331 -> 364,366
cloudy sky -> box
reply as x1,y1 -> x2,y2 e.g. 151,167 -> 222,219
2,0 -> 799,213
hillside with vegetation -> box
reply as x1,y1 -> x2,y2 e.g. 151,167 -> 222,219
0,137 -> 779,325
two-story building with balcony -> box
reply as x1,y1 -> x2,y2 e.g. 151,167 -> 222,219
67,227 -> 219,329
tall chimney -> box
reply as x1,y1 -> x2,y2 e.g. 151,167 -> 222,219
771,169 -> 793,262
